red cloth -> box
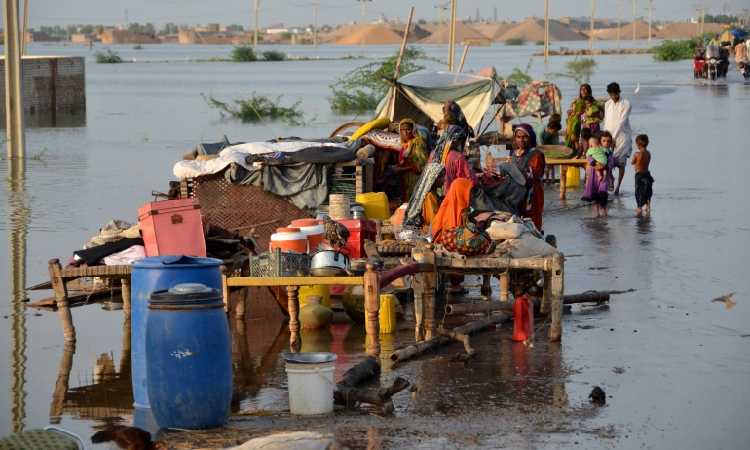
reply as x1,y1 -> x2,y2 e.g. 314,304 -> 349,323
524,150 -> 546,231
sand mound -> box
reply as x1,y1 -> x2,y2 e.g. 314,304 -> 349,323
656,22 -> 725,39
325,23 -> 430,45
497,18 -> 587,42
419,21 -> 489,44
474,22 -> 517,41
593,20 -> 651,40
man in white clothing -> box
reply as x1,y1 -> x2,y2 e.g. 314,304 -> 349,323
603,82 -> 632,195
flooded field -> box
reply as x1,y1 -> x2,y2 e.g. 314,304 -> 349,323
1,42 -> 749,449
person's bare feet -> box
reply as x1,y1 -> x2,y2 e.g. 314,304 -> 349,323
635,208 -> 642,217
614,189 -> 620,196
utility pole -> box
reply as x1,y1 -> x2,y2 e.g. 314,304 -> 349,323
4,0 -> 26,160
124,8 -> 129,27
632,0 -> 637,41
448,0 -> 457,71
647,0 -> 653,44
544,0 -> 550,64
701,7 -> 705,36
312,1 -> 319,47
589,0 -> 596,51
21,0 -> 29,55
493,6 -> 497,22
617,0 -> 623,48
253,0 -> 260,49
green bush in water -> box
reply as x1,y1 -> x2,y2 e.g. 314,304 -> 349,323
551,57 -> 597,84
652,39 -> 698,61
505,60 -> 534,88
536,40 -> 545,46
505,38 -> 526,46
262,50 -> 287,61
329,47 -> 426,114
95,49 -> 123,63
231,45 -> 257,62
205,93 -> 304,125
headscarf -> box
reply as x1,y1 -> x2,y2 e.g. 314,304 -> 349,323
432,124 -> 468,163
443,101 -> 474,138
513,123 -> 537,149
578,83 -> 593,100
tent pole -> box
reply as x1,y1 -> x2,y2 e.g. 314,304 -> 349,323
458,44 -> 470,73
393,7 -> 415,80
448,0 -> 457,71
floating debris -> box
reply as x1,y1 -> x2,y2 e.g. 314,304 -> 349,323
589,386 -> 606,406
710,292 -> 736,310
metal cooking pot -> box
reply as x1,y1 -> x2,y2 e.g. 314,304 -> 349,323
310,250 -> 350,276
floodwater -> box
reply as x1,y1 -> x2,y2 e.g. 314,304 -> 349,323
1,41 -> 749,449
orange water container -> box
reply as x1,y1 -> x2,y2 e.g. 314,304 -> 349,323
270,227 -> 308,254
512,294 -> 534,342
299,224 -> 325,252
290,218 -> 320,228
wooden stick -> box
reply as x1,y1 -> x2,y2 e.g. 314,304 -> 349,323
499,272 -> 510,302
563,291 -> 610,304
390,313 -> 511,364
458,44 -> 470,73
439,329 -> 475,356
392,7 -> 415,80
49,259 -> 76,343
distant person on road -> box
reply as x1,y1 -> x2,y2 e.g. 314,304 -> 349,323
735,39 -> 748,64
632,134 -> 654,217
603,82 -> 633,196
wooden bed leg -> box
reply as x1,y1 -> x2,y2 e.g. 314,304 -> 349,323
221,266 -> 229,313
48,259 -> 76,343
541,271 -> 552,315
412,273 -> 425,342
548,253 -> 565,342
287,285 -> 301,352
364,264 -> 381,357
412,245 -> 437,340
481,274 -> 492,299
559,165 -> 567,200
499,271 -> 510,302
120,277 -> 131,319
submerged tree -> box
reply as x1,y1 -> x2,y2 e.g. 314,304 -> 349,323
553,58 -> 597,85
204,93 -> 305,125
329,47 -> 426,114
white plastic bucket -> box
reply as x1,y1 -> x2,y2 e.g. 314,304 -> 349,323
285,360 -> 336,415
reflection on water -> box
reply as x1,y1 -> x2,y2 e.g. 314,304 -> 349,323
8,156 -> 28,433
0,109 -> 86,129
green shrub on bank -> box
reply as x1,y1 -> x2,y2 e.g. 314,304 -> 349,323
95,49 -> 123,63
535,40 -> 545,46
231,45 -> 257,62
205,93 -> 304,125
652,39 -> 697,61
329,47 -> 426,114
505,38 -> 526,46
262,50 -> 287,61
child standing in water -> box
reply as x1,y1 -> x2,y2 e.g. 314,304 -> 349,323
632,134 -> 654,217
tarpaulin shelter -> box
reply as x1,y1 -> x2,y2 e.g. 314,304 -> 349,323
375,70 -> 499,130
499,80 -> 562,119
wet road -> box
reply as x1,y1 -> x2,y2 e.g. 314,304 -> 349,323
1,42 -> 749,449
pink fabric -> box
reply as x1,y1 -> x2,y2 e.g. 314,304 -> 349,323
444,150 -> 477,192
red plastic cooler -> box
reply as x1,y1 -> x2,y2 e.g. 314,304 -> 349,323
338,219 -> 376,259
138,198 -> 207,257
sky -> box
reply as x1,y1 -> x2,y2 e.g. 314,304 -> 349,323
28,0 -> 749,28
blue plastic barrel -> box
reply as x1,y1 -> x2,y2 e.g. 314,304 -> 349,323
146,283 -> 232,429
131,255 -> 222,409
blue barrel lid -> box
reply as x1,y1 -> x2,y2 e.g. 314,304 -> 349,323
149,283 -> 223,307
134,255 -> 222,269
